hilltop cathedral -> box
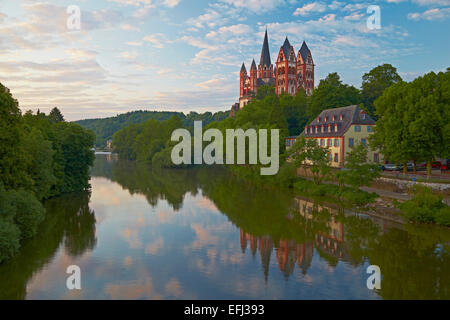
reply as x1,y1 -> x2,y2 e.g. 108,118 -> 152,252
231,30 -> 315,116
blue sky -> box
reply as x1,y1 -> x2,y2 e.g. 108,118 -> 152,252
0,0 -> 449,121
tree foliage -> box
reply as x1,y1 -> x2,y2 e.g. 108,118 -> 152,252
308,72 -> 362,121
370,71 -> 449,174
361,64 -> 402,119
0,83 -> 95,263
287,136 -> 331,185
76,110 -> 230,148
334,143 -> 380,189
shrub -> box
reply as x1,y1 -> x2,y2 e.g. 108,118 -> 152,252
0,219 -> 21,264
397,185 -> 450,226
11,190 -> 46,239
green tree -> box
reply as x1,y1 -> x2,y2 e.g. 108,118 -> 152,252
256,85 -> 275,100
48,107 -> 65,123
287,136 -> 330,185
308,73 -> 362,120
0,84 -> 31,190
361,64 -> 402,119
334,143 -> 380,190
370,71 -> 449,175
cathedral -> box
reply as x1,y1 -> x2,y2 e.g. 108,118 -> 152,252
235,30 -> 315,111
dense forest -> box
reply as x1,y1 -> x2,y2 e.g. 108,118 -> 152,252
75,109 -> 230,148
0,84 -> 95,264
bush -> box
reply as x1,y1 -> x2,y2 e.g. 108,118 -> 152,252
293,178 -> 377,206
0,219 -> 21,264
11,190 -> 45,239
397,185 -> 450,226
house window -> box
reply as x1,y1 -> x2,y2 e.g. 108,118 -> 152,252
321,139 -> 325,147
354,126 -> 361,132
349,138 -> 354,147
334,139 -> 340,147
361,138 -> 367,146
374,153 -> 379,163
327,139 -> 332,147
328,153 -> 332,162
367,126 -> 372,132
334,153 -> 339,163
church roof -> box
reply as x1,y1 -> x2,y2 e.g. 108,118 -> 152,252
281,37 -> 292,59
299,41 -> 310,62
251,59 -> 257,70
259,29 -> 272,67
240,63 -> 247,73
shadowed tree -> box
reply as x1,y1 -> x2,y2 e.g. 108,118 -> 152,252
361,64 -> 402,119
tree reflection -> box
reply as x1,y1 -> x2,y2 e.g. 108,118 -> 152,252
89,154 -> 450,299
0,191 -> 96,299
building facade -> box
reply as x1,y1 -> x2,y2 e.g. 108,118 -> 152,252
236,30 -> 314,110
286,105 -> 382,168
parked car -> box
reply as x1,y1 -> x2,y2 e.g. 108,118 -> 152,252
384,163 -> 400,171
406,162 -> 414,171
441,159 -> 450,172
419,161 -> 442,170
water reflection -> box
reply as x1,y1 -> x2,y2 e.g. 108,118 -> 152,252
0,192 -> 96,300
0,154 -> 448,299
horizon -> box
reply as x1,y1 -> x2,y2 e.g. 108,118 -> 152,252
1,0 -> 449,121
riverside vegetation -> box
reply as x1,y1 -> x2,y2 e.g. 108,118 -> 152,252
0,83 -> 95,264
111,66 -> 450,226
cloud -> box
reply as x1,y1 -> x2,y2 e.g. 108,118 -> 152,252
120,24 -> 140,31
408,7 -> 450,20
220,0 -> 286,13
293,2 -> 327,16
119,51 -> 138,59
163,0 -> 181,8
143,33 -> 168,48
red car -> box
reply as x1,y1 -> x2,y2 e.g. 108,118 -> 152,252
419,161 -> 442,170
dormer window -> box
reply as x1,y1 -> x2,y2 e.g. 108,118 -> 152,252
339,114 -> 343,121
334,123 -> 338,132
332,115 -> 335,122
324,116 -> 327,122
317,117 -> 320,123
328,124 -> 331,132
310,126 -> 313,134
315,126 -> 318,133
304,126 -> 308,134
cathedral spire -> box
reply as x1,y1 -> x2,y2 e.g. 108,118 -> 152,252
240,62 -> 247,74
259,29 -> 271,68
251,59 -> 257,70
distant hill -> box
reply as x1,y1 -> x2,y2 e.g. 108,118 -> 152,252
74,110 -> 229,147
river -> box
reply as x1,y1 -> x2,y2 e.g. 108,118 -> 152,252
0,154 -> 448,299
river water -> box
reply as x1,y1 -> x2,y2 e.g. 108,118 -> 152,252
0,154 -> 448,299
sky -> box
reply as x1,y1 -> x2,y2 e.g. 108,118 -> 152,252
0,0 -> 449,121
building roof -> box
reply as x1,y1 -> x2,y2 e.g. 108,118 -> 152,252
240,63 -> 247,74
281,37 -> 292,59
299,41 -> 310,63
303,105 -> 375,138
251,59 -> 257,70
259,29 -> 272,67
